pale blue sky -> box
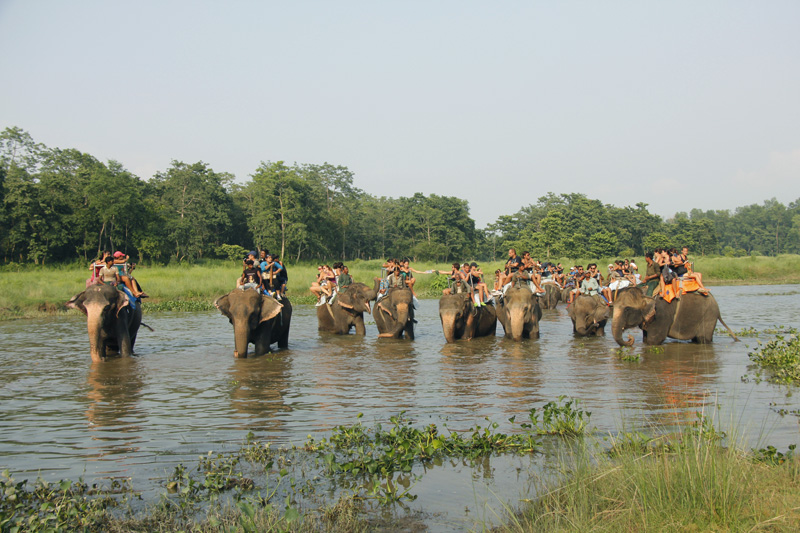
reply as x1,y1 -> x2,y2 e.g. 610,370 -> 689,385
2,1 -> 799,227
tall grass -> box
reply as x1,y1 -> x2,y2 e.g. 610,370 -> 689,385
498,423 -> 800,532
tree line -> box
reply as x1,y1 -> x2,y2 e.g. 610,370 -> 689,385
1,127 -> 799,265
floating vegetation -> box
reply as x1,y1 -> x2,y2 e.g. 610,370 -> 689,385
522,396 -> 593,436
716,325 -> 799,337
305,411 -> 543,483
647,346 -> 665,354
747,334 -> 800,385
752,444 -> 796,466
615,346 -> 641,362
0,469 -> 133,532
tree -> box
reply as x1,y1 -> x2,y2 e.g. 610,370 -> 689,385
151,161 -> 234,260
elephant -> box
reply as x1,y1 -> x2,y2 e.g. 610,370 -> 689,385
67,283 -> 143,362
373,287 -> 415,339
439,292 -> 497,343
214,289 -> 292,358
317,281 -> 378,335
539,283 -> 561,309
611,286 -> 737,346
567,294 -> 610,336
496,283 -> 543,341
561,286 -> 574,304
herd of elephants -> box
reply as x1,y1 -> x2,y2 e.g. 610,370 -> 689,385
66,275 -> 738,362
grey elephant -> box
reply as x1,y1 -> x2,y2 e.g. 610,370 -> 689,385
214,289 -> 292,357
496,282 -> 543,341
560,286 -> 574,304
439,292 -> 497,342
567,294 -> 610,336
611,287 -> 737,346
67,284 -> 143,362
539,283 -> 561,309
373,287 -> 415,339
317,281 -> 378,335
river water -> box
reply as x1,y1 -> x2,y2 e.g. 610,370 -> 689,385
1,284 -> 799,530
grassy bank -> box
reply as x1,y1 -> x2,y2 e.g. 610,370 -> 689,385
499,433 -> 800,532
2,255 -> 799,320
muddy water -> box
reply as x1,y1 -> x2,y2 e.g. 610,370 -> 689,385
1,285 -> 799,530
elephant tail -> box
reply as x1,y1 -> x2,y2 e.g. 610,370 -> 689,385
717,316 -> 738,342
140,322 -> 155,332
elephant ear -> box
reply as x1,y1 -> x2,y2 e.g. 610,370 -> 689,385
259,295 -> 283,324
377,302 -> 394,319
214,294 -> 232,318
115,290 -> 130,317
66,291 -> 88,316
337,291 -> 355,309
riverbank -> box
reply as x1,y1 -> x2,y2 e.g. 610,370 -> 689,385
2,254 -> 799,320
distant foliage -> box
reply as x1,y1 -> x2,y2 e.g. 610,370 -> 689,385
2,127 -> 799,265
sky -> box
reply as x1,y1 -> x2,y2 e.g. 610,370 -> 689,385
1,1 -> 799,227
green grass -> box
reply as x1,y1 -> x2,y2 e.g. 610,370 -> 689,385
1,255 -> 799,320
498,429 -> 800,532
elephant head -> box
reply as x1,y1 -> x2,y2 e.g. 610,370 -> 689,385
374,287 -> 414,339
67,284 -> 140,362
215,289 -> 284,358
319,282 -> 378,335
568,294 -> 610,336
439,293 -> 473,343
611,287 -> 655,346
336,282 -> 377,315
498,286 -> 541,341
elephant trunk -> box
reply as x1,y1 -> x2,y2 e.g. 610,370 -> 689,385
510,311 -> 526,341
391,303 -> 409,338
441,313 -> 457,343
612,315 -> 634,346
86,306 -> 105,362
233,321 -> 250,358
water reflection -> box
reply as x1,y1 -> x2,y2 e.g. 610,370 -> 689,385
85,358 -> 145,453
228,354 -> 291,434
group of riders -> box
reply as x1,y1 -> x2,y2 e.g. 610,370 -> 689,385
236,250 -> 290,300
366,246 -> 709,310
484,246 -> 709,307
89,243 -> 706,310
88,251 -> 148,305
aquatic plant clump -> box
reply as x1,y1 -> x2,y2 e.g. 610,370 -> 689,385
748,335 -> 800,385
0,470 -> 132,532
305,412 -> 544,479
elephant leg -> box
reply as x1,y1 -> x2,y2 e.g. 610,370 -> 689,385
354,315 -> 366,335
116,319 -> 133,357
278,324 -> 290,348
253,336 -> 270,356
405,318 -> 415,340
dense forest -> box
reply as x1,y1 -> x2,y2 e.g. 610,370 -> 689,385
1,126 -> 799,265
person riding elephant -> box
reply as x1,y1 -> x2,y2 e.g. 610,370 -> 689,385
317,281 -> 378,335
567,294 -> 610,336
67,283 -> 143,362
214,289 -> 292,357
611,287 -> 737,346
496,274 -> 543,341
373,285 -> 415,339
439,291 -> 497,343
